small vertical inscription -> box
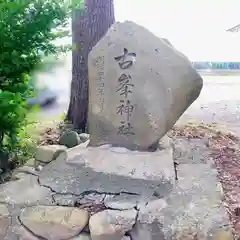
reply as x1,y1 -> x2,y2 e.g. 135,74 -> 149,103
114,48 -> 136,136
95,56 -> 105,111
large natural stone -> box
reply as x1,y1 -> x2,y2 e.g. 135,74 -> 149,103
39,144 -> 175,199
88,21 -> 203,150
89,209 -> 137,240
79,133 -> 90,143
20,206 -> 89,239
59,131 -> 81,148
35,144 -> 67,163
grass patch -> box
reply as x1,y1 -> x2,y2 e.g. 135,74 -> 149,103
15,110 -> 64,166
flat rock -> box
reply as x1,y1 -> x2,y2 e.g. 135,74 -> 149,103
89,209 -> 137,240
88,21 -> 203,150
39,145 -> 175,199
0,174 -> 52,205
129,163 -> 232,239
0,204 -> 11,239
20,206 -> 89,239
36,144 -> 67,163
158,135 -> 172,150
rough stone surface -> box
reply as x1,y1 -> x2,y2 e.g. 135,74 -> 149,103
88,21 -> 203,150
158,135 -> 172,150
0,204 -> 11,239
0,174 -> 52,205
89,209 -> 137,240
79,133 -> 90,143
20,206 -> 89,239
39,145 -> 175,198
59,131 -> 81,148
35,144 -> 67,163
129,162 -> 231,240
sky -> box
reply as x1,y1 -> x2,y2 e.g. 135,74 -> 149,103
114,0 -> 240,61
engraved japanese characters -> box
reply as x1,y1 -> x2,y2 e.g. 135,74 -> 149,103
115,48 -> 136,136
88,21 -> 203,150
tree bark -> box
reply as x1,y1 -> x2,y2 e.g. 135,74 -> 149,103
67,0 -> 115,132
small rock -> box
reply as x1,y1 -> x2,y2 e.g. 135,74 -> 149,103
59,131 -> 81,148
79,133 -> 90,143
89,209 -> 137,240
0,175 -> 52,205
35,165 -> 43,171
20,206 -> 90,239
36,145 -> 67,163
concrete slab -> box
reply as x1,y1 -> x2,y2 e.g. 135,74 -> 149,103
39,145 -> 175,199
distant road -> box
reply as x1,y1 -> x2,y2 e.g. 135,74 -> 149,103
197,69 -> 240,76
179,75 -> 240,135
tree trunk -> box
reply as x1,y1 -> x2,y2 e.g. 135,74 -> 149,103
67,0 -> 115,132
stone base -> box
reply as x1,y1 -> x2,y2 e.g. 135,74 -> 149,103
0,137 -> 233,239
40,143 -> 175,199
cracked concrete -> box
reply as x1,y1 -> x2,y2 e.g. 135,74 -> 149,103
0,136 -> 233,239
38,145 -> 175,198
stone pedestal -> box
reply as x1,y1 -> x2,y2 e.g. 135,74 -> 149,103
64,142 -> 175,199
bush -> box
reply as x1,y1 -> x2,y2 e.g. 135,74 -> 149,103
0,0 -> 78,171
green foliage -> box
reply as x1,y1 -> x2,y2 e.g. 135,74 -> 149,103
0,0 -> 83,170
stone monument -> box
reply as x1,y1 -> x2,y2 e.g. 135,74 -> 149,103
17,21 -> 231,240
88,21 -> 203,150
